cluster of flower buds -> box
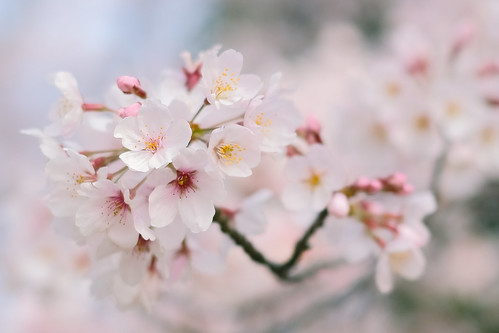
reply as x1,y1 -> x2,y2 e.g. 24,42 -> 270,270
26,46 -> 436,308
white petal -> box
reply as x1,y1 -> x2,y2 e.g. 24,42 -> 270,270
392,248 -> 426,280
120,151 -> 153,172
119,252 -> 149,285
281,182 -> 312,211
218,49 -> 243,75
154,219 -> 187,250
149,185 -> 178,228
376,253 -> 394,293
237,74 -> 262,100
75,198 -> 111,235
164,119 -> 192,150
107,212 -> 139,249
178,194 -> 215,233
114,116 -> 144,150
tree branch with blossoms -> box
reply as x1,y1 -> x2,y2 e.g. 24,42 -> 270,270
24,46 -> 439,310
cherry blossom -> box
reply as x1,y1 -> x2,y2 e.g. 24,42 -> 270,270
45,72 -> 84,137
244,96 -> 302,153
200,48 -> 262,108
148,146 -> 225,233
281,144 -> 345,211
114,100 -> 192,172
45,148 -> 103,217
208,124 -> 261,177
76,179 -> 139,249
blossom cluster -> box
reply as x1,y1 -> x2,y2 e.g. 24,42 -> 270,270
26,46 -> 436,308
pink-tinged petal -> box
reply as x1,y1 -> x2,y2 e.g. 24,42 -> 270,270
149,185 -> 178,228
172,146 -> 210,171
164,119 -> 192,150
284,155 -> 309,178
136,100 -> 171,133
404,191 -> 437,219
191,249 -> 226,275
178,194 -> 215,233
391,248 -> 426,280
376,253 -> 394,293
113,275 -> 139,306
154,219 -> 187,250
281,182 -> 312,211
120,151 -> 153,172
119,251 -> 149,285
107,213 -> 139,249
148,148 -> 174,170
53,72 -> 79,95
75,198 -> 112,235
237,74 -> 262,99
47,187 -> 84,217
311,185 -> 331,211
218,49 -> 243,75
169,254 -> 189,283
114,116 -> 144,150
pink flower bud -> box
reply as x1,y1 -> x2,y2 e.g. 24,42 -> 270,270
367,179 -> 382,193
297,115 -> 323,144
90,157 -> 106,170
116,76 -> 147,98
118,102 -> 142,118
399,183 -> 414,195
327,192 -> 350,218
385,173 -> 407,188
354,177 -> 370,189
305,115 -> 321,133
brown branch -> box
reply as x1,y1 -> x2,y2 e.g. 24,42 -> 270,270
214,208 -> 329,282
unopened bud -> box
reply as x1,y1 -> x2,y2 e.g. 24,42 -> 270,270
385,173 -> 407,188
327,192 -> 350,218
354,177 -> 370,189
118,102 -> 142,118
297,115 -> 323,144
399,183 -> 414,195
117,76 -> 147,98
366,179 -> 382,193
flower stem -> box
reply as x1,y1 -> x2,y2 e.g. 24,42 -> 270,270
190,102 -> 207,122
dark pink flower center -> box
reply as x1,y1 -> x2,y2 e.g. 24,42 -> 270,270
170,170 -> 198,198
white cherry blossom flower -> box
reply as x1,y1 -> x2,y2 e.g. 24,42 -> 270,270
208,124 -> 261,177
149,147 -> 225,233
21,128 -> 65,159
200,49 -> 262,108
45,72 -> 84,137
281,144 -> 345,211
75,179 -> 139,249
45,148 -> 103,217
244,96 -> 302,153
375,240 -> 426,293
114,100 -> 192,172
